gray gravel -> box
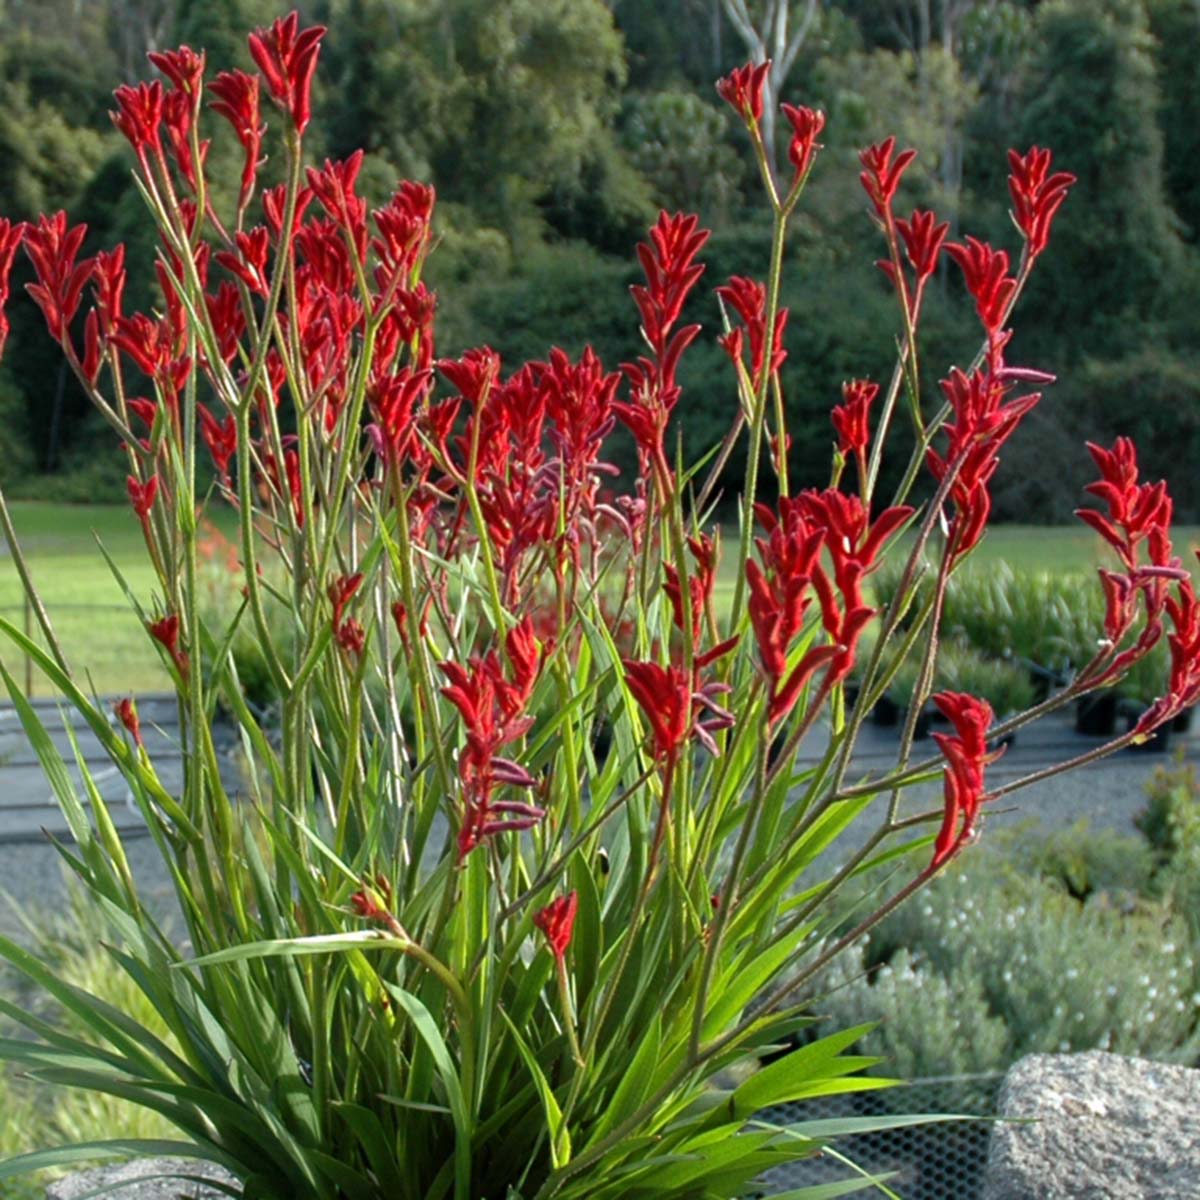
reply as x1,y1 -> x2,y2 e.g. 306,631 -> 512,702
0,697 -> 1189,945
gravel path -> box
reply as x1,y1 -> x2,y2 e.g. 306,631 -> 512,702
0,696 -> 1189,943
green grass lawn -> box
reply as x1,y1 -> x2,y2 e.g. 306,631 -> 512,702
3,504 -> 1197,698
0,503 -> 238,697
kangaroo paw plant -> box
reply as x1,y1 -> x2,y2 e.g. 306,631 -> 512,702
0,13 -> 1194,1200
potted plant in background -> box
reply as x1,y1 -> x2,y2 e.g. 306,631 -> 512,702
0,15 -> 1192,1199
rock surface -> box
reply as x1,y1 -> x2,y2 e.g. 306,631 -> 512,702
983,1050 -> 1200,1199
45,1158 -> 240,1199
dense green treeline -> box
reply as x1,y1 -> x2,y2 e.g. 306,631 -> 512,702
0,0 -> 1198,518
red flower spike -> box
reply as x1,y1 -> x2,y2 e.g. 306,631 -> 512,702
715,275 -> 788,393
247,11 -> 326,135
81,310 -> 103,384
199,406 -> 237,481
113,697 -> 143,749
623,658 -> 734,759
1077,437 -> 1173,574
928,691 -> 1002,871
859,137 -> 918,220
307,151 -> 369,261
336,618 -> 366,657
895,209 -> 949,283
716,60 -> 771,125
111,81 -> 164,160
439,641 -> 545,862
162,89 -> 209,193
91,245 -> 126,336
781,104 -> 825,186
831,379 -> 878,461
125,472 -> 157,520
1007,146 -> 1076,259
439,347 -> 501,410
534,891 -> 578,961
928,363 -> 1042,563
148,46 -> 206,98
23,212 -> 93,343
148,613 -> 188,678
616,211 -> 709,467
204,282 -> 246,364
0,218 -> 26,362
215,226 -> 271,297
209,70 -> 266,215
1135,568 -> 1200,738
328,573 -> 364,630
944,237 -> 1015,337
623,660 -> 695,760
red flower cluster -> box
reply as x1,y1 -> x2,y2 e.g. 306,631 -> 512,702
248,11 -> 325,135
926,360 -> 1044,563
1075,439 -> 1190,717
440,619 -> 546,860
781,104 -> 825,188
1007,146 -> 1076,260
945,237 -> 1016,344
533,891 -> 578,962
208,70 -> 265,217
747,490 -> 911,725
831,378 -> 877,478
716,275 -> 788,395
0,218 -> 25,362
23,212 -> 92,343
929,692 -> 1002,872
615,212 -> 709,476
113,696 -> 143,750
859,137 -> 917,221
716,60 -> 771,125
622,658 -> 734,759
329,573 -> 366,657
148,613 -> 188,679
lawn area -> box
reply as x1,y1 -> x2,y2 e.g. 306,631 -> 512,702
0,503 -> 236,697
2,504 -> 1198,697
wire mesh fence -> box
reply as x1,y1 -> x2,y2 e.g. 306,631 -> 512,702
757,1073 -> 1004,1199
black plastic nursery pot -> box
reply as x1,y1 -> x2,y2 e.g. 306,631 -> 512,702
1172,706 -> 1193,735
1075,692 -> 1118,737
872,694 -> 900,727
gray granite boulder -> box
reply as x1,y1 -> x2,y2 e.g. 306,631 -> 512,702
983,1050 -> 1200,1199
45,1158 -> 239,1199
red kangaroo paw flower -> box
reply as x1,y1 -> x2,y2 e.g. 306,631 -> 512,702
716,59 -> 771,125
24,212 -> 93,343
209,70 -> 266,215
148,45 -> 206,98
928,691 -> 1001,871
716,275 -> 788,394
781,104 -> 825,186
859,137 -> 918,219
1007,145 -> 1076,259
895,208 -> 949,283
0,218 -> 26,362
113,697 -> 143,749
534,892 -> 578,961
126,474 -> 158,519
831,379 -> 878,461
248,11 -> 326,136
945,237 -> 1015,337
111,81 -> 164,160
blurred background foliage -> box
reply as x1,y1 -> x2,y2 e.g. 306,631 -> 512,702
1,0 -> 1198,520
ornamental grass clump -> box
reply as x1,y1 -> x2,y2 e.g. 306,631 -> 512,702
0,13 -> 1196,1199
